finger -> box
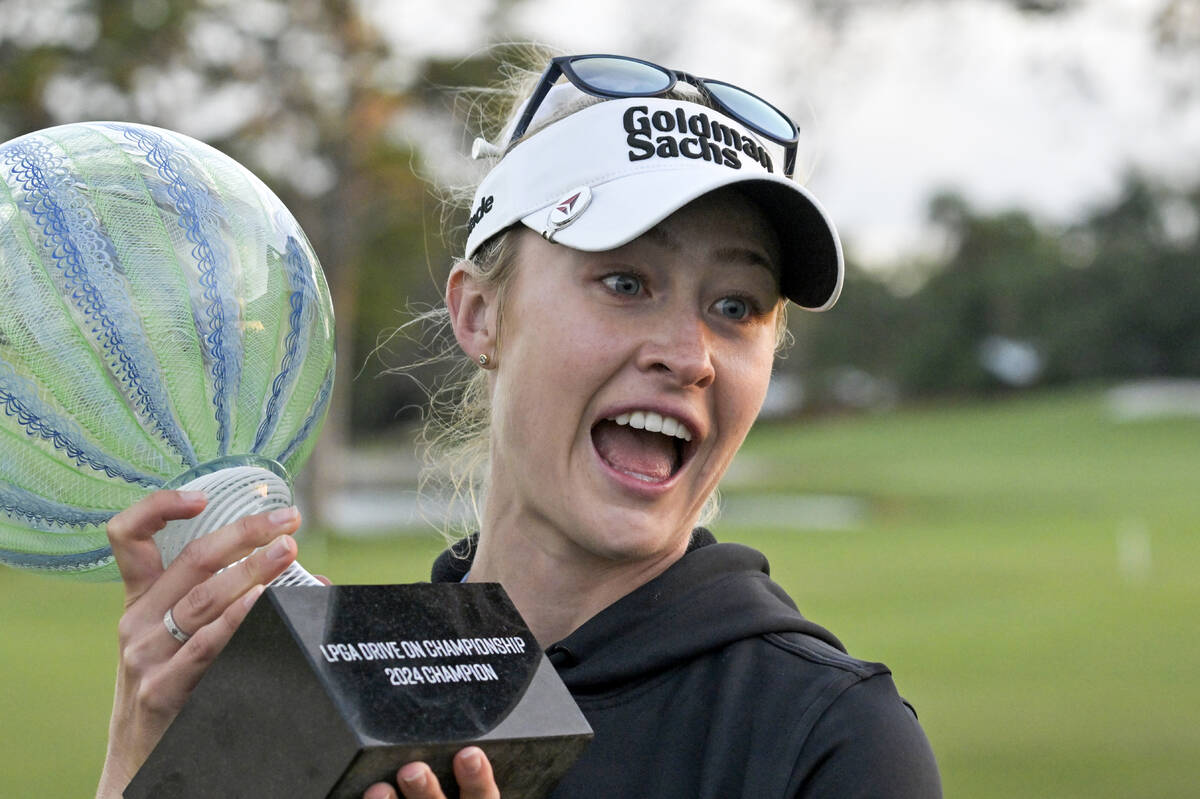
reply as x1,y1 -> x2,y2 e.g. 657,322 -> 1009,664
396,762 -> 445,799
453,747 -> 499,799
136,507 -> 301,626
148,584 -> 266,706
162,534 -> 297,649
314,574 -> 333,586
362,782 -> 398,799
107,490 -> 208,602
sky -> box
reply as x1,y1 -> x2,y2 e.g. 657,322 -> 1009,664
368,0 -> 1200,267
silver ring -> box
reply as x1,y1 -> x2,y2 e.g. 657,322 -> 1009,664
163,607 -> 191,644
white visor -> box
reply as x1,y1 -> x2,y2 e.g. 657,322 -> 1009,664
464,95 -> 843,310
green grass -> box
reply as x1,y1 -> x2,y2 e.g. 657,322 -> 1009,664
2,388 -> 1197,797
724,388 -> 1200,799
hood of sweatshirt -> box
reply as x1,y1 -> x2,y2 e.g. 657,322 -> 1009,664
430,529 -> 845,693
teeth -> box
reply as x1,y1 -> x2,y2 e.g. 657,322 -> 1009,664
609,410 -> 692,442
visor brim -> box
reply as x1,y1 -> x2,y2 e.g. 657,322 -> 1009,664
519,169 -> 843,310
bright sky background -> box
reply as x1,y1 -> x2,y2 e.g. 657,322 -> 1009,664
368,0 -> 1200,267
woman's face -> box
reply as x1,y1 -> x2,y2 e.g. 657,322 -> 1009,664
484,188 -> 782,567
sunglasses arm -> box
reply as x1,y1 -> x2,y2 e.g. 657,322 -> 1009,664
508,62 -> 564,146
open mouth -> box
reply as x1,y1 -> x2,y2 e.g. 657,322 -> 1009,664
591,411 -> 695,484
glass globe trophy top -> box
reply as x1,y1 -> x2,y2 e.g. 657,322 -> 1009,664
0,121 -> 335,583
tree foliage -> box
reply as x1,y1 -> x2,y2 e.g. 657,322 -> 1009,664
796,174 -> 1200,408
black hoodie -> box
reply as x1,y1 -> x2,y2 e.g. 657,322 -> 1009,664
431,530 -> 941,798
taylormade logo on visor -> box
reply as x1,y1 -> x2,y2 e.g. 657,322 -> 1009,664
623,105 -> 773,173
466,194 -> 494,236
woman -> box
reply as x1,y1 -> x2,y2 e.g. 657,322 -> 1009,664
97,53 -> 941,798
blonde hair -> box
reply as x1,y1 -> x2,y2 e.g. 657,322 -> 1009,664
406,46 -> 791,541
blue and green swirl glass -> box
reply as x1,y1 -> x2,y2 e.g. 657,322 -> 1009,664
0,122 -> 335,580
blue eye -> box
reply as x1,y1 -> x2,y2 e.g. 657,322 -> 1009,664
713,296 -> 750,320
603,273 -> 642,295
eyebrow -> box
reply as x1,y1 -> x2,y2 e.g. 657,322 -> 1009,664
713,246 -> 777,276
641,224 -> 778,276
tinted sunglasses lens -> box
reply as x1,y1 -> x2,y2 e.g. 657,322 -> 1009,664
704,81 -> 796,141
569,56 -> 672,95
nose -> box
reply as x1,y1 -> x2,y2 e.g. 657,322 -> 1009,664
635,311 -> 716,389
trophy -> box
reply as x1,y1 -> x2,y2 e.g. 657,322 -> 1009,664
0,121 -> 334,583
0,123 -> 590,798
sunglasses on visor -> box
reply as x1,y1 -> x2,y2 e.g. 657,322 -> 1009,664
509,54 -> 801,178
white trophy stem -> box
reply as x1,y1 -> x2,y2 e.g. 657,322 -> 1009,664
155,466 -> 320,587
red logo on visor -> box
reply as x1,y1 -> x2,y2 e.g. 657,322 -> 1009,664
546,185 -> 593,233
556,192 -> 582,215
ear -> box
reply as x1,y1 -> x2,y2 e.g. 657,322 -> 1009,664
446,261 -> 499,362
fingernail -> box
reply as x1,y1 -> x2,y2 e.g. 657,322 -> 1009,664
268,507 -> 297,526
178,490 -> 206,503
398,763 -> 425,788
243,584 -> 265,609
268,535 -> 293,560
460,748 -> 482,775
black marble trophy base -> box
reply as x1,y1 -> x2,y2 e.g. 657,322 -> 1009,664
125,584 -> 592,799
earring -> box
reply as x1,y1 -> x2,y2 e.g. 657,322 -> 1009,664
478,353 -> 490,367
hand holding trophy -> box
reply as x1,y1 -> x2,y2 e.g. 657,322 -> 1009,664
0,122 -> 589,799
0,120 -> 337,795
